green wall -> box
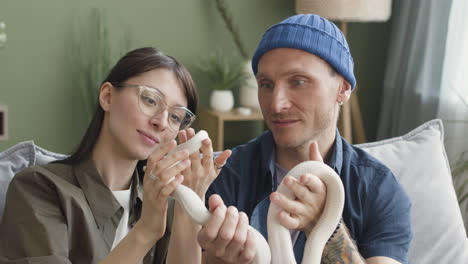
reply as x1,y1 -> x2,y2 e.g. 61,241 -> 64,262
0,0 -> 389,153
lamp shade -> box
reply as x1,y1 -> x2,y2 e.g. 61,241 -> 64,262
295,0 -> 392,22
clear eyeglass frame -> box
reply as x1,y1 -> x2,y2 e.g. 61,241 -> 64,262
114,84 -> 196,131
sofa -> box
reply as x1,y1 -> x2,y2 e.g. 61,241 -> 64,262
0,119 -> 467,263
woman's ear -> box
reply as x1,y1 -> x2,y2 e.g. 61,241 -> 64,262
337,78 -> 352,104
99,82 -> 113,112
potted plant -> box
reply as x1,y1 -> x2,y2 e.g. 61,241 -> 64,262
197,51 -> 245,112
213,0 -> 260,110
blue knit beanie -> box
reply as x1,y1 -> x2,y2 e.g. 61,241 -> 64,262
252,14 -> 356,90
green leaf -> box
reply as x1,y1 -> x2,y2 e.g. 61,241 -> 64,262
69,8 -> 130,123
195,50 -> 246,91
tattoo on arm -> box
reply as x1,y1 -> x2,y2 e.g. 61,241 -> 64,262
321,224 -> 365,264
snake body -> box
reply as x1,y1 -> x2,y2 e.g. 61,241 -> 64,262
267,161 -> 344,264
169,130 -> 344,264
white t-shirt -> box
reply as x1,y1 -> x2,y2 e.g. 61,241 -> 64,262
111,188 -> 132,249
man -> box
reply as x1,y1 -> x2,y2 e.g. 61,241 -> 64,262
199,14 -> 412,264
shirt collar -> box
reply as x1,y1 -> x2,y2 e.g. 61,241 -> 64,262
268,142 -> 277,189
259,131 -> 276,179
74,158 -> 142,230
327,128 -> 344,174
262,129 -> 344,177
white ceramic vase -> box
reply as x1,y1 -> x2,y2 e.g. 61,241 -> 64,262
239,60 -> 260,110
210,90 -> 234,112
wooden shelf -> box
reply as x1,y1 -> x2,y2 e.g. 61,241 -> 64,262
197,108 -> 264,151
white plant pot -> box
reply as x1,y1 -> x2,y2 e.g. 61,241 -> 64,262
240,60 -> 261,110
210,90 -> 234,112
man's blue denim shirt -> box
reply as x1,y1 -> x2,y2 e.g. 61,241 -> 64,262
207,130 -> 412,263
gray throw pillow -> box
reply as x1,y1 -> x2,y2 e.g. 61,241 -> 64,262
0,141 -> 67,220
357,119 -> 468,264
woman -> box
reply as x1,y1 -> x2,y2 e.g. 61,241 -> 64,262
0,47 -> 230,263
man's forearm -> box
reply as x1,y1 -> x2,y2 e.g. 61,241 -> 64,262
322,223 -> 366,264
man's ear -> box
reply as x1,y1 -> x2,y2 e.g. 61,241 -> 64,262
99,82 -> 113,112
337,78 -> 352,104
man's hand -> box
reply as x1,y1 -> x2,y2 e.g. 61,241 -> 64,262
269,142 -> 327,235
198,195 -> 256,263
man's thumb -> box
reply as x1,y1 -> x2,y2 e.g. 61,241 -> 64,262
208,194 -> 225,213
309,141 -> 324,162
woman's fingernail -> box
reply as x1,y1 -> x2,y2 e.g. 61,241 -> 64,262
176,174 -> 184,182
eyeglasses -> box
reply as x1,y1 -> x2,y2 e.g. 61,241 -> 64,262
115,84 -> 196,131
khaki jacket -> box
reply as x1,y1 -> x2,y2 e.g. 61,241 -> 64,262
0,159 -> 173,264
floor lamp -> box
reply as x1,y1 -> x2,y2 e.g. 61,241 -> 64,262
295,0 -> 393,144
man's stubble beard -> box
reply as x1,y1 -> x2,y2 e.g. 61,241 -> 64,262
271,104 -> 339,150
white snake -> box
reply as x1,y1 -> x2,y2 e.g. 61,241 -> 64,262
168,130 -> 345,264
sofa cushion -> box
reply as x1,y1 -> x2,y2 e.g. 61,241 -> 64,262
357,119 -> 468,263
0,141 -> 67,220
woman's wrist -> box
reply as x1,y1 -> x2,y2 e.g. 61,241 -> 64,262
132,221 -> 160,246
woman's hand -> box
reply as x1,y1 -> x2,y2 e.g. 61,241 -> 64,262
178,128 -> 231,198
136,140 -> 191,242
